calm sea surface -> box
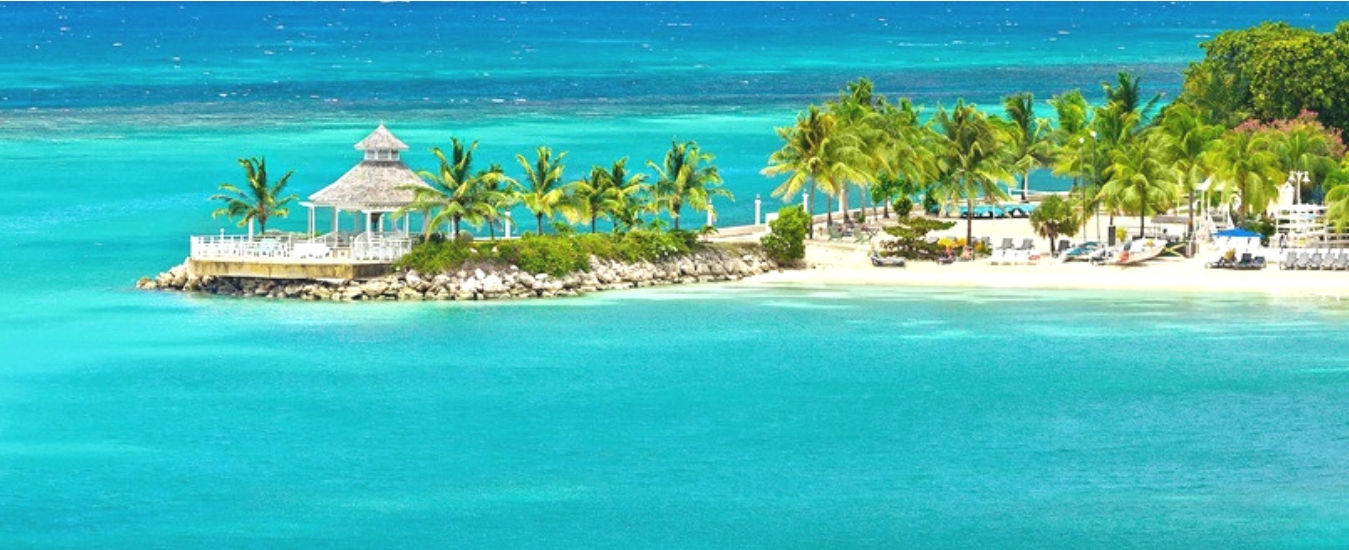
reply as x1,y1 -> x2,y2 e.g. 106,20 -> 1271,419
3,2 -> 1349,547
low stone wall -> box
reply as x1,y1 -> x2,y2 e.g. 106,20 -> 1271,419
137,246 -> 778,301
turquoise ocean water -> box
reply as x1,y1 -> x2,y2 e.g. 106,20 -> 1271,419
3,2 -> 1349,547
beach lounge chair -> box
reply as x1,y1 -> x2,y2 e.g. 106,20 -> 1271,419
1251,256 -> 1267,270
1234,253 -> 1254,270
1056,239 -> 1070,257
1018,238 -> 1034,251
1333,251 -> 1349,271
1302,250 -> 1322,270
1325,250 -> 1342,270
1280,251 -> 1299,270
999,238 -> 1014,250
870,253 -> 906,268
827,224 -> 844,241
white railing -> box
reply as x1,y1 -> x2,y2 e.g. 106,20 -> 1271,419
190,232 -> 411,262
352,232 -> 412,261
191,234 -> 295,259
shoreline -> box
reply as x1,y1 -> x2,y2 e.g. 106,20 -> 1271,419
728,240 -> 1349,300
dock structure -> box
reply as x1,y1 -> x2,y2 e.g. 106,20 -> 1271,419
189,124 -> 426,279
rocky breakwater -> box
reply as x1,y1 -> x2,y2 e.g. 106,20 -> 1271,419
137,247 -> 777,301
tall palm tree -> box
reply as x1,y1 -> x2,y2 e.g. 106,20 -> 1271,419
408,139 -> 482,238
1002,92 -> 1054,202
210,156 -> 297,234
1048,90 -> 1095,235
649,140 -> 731,230
1098,134 -> 1179,237
933,100 -> 1015,245
1206,130 -> 1284,217
875,97 -> 935,217
762,106 -> 866,237
515,146 -> 573,234
828,78 -> 887,221
1158,102 -> 1221,237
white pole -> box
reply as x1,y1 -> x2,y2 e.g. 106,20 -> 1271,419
364,211 -> 372,234
706,209 -> 714,228
307,205 -> 315,238
332,207 -> 339,234
248,218 -> 255,239
505,212 -> 513,239
755,194 -> 762,226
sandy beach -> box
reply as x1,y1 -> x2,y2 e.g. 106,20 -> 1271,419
724,213 -> 1349,299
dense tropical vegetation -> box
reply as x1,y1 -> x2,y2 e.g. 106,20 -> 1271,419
389,139 -> 734,275
760,19 -> 1349,248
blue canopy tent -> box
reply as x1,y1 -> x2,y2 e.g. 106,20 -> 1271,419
1213,227 -> 1263,252
1215,228 -> 1262,238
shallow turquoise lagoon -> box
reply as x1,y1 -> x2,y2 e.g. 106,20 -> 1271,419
4,285 -> 1349,547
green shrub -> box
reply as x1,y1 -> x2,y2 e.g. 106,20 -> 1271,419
495,234 -> 587,276
396,230 -> 704,276
893,197 -> 913,218
880,217 -> 957,261
855,211 -> 866,223
760,205 -> 809,264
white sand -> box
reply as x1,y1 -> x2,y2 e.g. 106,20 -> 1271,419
717,211 -> 1349,299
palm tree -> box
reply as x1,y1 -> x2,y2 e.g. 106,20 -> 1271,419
762,106 -> 866,238
828,78 -> 888,221
875,97 -> 935,218
933,100 -> 1015,246
1102,71 -> 1163,123
1272,124 -> 1340,203
515,146 -> 572,234
1002,92 -> 1054,202
476,163 -> 517,240
1048,90 -> 1095,236
1206,130 -> 1284,217
1158,102 -> 1221,237
1326,184 -> 1349,232
1098,134 -> 1178,237
1029,194 -> 1078,255
210,156 -> 297,234
571,165 -> 625,233
604,158 -> 651,233
408,139 -> 482,238
649,141 -> 731,230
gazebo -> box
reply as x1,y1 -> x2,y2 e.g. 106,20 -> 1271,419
302,123 -> 433,237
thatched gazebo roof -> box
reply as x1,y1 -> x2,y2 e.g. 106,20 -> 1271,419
308,124 -> 432,210
353,123 -> 409,152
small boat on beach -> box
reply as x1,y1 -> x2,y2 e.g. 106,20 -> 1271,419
1115,238 -> 1167,265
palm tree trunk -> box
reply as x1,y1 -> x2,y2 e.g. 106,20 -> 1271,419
1187,189 -> 1195,238
808,184 -> 817,239
966,194 -> 974,247
826,195 -> 833,229
453,215 -> 461,238
536,214 -> 544,235
882,199 -> 889,219
1021,172 -> 1029,202
591,216 -> 598,234
488,220 -> 497,241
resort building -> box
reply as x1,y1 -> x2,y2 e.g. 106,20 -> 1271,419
187,124 -> 425,279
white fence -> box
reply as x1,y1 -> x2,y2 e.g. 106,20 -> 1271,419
190,232 -> 411,262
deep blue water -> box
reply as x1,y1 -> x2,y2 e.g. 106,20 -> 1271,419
3,3 -> 1349,547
